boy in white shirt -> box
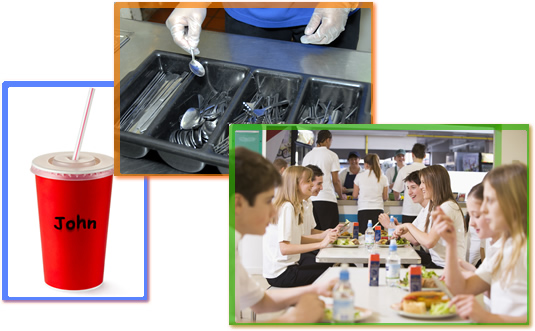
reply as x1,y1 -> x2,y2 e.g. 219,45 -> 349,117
234,147 -> 336,323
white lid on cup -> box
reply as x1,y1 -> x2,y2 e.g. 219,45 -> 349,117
31,151 -> 114,181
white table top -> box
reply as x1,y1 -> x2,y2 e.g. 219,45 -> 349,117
316,244 -> 422,264
316,267 -> 466,324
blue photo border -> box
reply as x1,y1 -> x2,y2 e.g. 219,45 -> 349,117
1,81 -> 148,301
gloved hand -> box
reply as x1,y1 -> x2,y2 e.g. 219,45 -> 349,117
166,8 -> 207,55
300,8 -> 351,45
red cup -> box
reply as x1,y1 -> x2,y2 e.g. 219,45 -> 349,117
31,151 -> 113,291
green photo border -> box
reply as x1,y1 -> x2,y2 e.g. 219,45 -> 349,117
229,123 -> 529,325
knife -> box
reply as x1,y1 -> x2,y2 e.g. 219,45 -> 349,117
338,221 -> 351,235
432,275 -> 454,299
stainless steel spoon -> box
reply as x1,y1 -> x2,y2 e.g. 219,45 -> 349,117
181,107 -> 201,130
189,48 -> 205,77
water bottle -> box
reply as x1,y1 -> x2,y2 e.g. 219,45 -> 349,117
388,216 -> 395,239
365,220 -> 374,252
333,264 -> 354,322
385,240 -> 401,287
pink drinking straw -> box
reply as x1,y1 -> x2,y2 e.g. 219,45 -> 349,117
72,88 -> 95,161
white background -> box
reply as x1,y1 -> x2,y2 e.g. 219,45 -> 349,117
7,87 -> 145,298
1,0 -> 534,330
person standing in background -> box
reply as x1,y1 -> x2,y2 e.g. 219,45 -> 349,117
392,143 -> 427,223
302,130 -> 344,230
385,149 -> 405,196
338,151 -> 361,195
353,154 -> 388,233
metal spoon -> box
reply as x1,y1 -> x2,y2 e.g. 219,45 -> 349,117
189,48 -> 205,77
181,107 -> 202,130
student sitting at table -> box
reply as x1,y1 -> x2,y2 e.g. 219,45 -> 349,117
302,164 -> 344,242
433,163 -> 527,323
263,165 -> 338,288
460,183 -> 500,272
392,165 -> 466,268
273,158 -> 288,175
234,147 -> 337,323
378,170 -> 437,266
443,182 -> 499,310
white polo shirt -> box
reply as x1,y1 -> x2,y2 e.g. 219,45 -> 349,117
353,169 -> 388,210
392,162 -> 426,216
301,198 -> 316,235
262,202 -> 302,279
385,164 -> 403,193
235,230 -> 264,319
476,238 -> 527,316
427,200 -> 466,267
302,147 -> 341,203
411,202 -> 430,232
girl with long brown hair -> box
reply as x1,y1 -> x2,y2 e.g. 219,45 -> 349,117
434,163 -> 527,323
353,153 -> 388,234
392,165 -> 465,268
263,166 -> 337,288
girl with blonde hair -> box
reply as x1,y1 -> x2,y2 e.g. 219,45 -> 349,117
263,166 -> 337,287
353,153 -> 389,234
434,163 -> 527,323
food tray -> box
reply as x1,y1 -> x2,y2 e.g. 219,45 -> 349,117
120,50 -> 371,174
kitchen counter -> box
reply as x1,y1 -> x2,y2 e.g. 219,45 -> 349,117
119,18 -> 371,83
337,199 -> 467,223
338,199 -> 467,208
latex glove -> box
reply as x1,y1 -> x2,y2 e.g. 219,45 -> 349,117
166,8 -> 207,55
300,8 -> 351,45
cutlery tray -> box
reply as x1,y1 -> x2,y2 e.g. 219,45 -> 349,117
120,50 -> 371,173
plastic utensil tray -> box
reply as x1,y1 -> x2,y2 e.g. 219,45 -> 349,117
119,50 -> 371,173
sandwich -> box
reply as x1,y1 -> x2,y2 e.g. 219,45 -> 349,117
401,291 -> 449,314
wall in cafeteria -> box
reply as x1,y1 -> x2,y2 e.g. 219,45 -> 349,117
266,131 -> 287,162
331,135 -> 418,151
501,130 -> 528,165
449,171 -> 487,197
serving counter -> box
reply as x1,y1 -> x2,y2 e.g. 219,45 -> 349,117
118,18 -> 372,174
338,199 -> 467,223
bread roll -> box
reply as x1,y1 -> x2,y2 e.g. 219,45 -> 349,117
402,300 -> 426,314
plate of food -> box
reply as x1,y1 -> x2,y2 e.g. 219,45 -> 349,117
391,291 -> 456,319
323,305 -> 373,323
376,238 -> 411,247
333,238 -> 360,247
397,267 -> 440,291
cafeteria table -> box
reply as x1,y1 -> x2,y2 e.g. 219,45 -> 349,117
316,267 -> 466,324
316,244 -> 422,265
